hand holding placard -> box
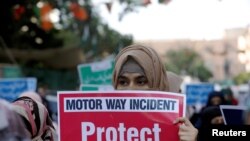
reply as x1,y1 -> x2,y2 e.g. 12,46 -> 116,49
174,117 -> 198,141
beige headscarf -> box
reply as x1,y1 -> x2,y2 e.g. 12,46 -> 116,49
19,91 -> 42,103
112,44 -> 169,91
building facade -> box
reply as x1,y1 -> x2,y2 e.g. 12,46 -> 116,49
136,27 -> 248,81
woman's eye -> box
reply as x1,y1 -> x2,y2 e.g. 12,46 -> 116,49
118,79 -> 129,86
137,80 -> 146,85
136,78 -> 148,86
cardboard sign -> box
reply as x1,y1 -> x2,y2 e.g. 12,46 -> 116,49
58,91 -> 186,141
0,78 -> 37,102
77,58 -> 114,85
185,83 -> 214,105
220,105 -> 246,125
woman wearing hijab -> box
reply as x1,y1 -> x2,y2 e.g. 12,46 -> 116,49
0,99 -> 31,141
11,96 -> 57,141
112,44 -> 198,141
193,91 -> 227,129
206,91 -> 227,107
197,106 -> 224,141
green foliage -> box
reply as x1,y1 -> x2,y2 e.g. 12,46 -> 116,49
75,15 -> 133,60
0,1 -> 63,50
233,72 -> 250,85
0,0 -> 133,90
165,48 -> 213,81
0,0 -> 133,56
55,30 -> 82,48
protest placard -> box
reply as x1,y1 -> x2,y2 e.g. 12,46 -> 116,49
220,105 -> 247,125
0,78 -> 37,102
185,83 -> 214,106
77,57 -> 114,85
58,91 -> 185,141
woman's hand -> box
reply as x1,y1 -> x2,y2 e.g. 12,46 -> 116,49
174,117 -> 198,141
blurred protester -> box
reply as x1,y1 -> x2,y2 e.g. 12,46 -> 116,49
0,99 -> 31,141
193,90 -> 227,128
189,106 -> 200,125
112,44 -> 198,141
37,84 -> 49,108
166,71 -> 183,93
205,91 -> 227,107
12,96 -> 57,141
19,91 -> 57,121
199,106 -> 224,126
37,84 -> 54,119
221,87 -> 238,105
197,106 -> 224,141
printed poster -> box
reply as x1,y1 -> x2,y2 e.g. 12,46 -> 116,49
58,91 -> 186,141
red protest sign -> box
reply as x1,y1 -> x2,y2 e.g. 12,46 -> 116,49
58,91 -> 186,141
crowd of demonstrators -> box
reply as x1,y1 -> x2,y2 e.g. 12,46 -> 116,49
1,43 -> 249,141
189,90 -> 226,127
191,86 -> 242,123
1,44 -> 195,141
187,85 -> 250,141
112,44 -> 198,141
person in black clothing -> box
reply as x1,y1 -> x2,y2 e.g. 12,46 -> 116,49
196,106 -> 224,141
191,91 -> 227,128
206,91 -> 227,107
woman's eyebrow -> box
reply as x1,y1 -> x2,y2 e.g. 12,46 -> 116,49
118,76 -> 127,79
136,75 -> 147,80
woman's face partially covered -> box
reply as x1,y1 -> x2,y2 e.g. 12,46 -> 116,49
117,72 -> 150,90
113,44 -> 169,91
